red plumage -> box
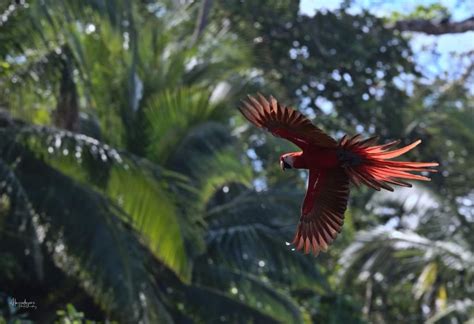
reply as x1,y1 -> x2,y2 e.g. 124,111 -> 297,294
239,94 -> 438,255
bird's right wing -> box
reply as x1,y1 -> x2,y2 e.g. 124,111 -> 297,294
292,167 -> 350,255
239,94 -> 337,149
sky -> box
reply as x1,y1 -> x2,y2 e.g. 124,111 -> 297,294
300,0 -> 474,82
300,0 -> 474,21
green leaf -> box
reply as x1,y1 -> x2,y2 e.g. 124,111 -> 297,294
4,126 -> 202,281
145,87 -> 224,164
193,262 -> 304,323
1,147 -> 174,323
413,262 -> 437,299
205,186 -> 329,291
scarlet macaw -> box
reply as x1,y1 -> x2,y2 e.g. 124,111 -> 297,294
239,94 -> 438,255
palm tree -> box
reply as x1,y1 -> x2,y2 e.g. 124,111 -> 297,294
336,71 -> 474,322
339,184 -> 474,323
1,1 -> 343,322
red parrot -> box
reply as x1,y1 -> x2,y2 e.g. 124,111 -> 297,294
238,94 -> 438,255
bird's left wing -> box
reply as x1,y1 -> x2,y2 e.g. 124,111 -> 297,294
239,94 -> 337,149
293,167 -> 350,255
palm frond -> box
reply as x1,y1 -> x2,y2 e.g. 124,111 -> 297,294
183,21 -> 254,87
145,87 -> 227,164
341,227 -> 473,273
167,121 -> 234,175
193,261 -> 303,323
0,149 -> 176,322
180,285 -> 282,323
0,159 -> 44,282
205,186 -> 329,291
1,125 -> 203,280
339,227 -> 474,303
427,299 -> 474,324
167,121 -> 253,203
367,185 -> 440,223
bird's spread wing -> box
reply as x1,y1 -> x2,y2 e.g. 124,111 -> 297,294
239,94 -> 337,149
292,168 -> 350,255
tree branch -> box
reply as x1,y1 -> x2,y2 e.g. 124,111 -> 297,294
395,16 -> 474,35
192,0 -> 213,44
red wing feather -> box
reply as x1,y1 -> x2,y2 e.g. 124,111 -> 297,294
239,94 -> 337,149
293,168 -> 350,255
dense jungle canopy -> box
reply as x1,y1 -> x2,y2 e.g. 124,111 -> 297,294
0,0 -> 473,323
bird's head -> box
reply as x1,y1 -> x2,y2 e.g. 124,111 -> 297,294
280,154 -> 294,171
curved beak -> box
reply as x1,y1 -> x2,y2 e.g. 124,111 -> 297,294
280,160 -> 291,171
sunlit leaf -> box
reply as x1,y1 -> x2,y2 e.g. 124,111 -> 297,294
3,126 -> 202,280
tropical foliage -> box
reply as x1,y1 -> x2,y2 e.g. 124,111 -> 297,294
1,0 -> 472,323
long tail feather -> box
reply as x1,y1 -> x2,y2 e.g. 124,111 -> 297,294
339,136 -> 438,191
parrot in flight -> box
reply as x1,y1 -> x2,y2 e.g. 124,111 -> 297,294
238,94 -> 438,255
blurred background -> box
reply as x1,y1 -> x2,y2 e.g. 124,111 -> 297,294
0,0 -> 473,323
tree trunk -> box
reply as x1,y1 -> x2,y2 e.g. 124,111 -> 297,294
54,46 -> 79,131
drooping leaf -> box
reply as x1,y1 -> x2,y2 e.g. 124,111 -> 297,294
193,261 -> 304,324
2,126 -> 203,280
205,185 -> 329,291
1,148 -> 174,322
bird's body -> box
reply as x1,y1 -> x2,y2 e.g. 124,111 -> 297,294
284,148 -> 339,169
239,94 -> 438,255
